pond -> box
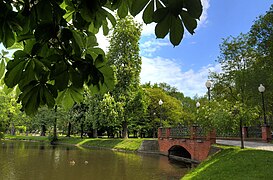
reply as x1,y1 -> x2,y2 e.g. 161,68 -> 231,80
0,140 -> 190,180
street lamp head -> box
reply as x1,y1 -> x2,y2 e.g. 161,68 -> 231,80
258,84 -> 265,93
158,99 -> 163,106
196,102 -> 200,108
205,80 -> 212,89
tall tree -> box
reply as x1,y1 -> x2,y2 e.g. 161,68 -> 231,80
107,16 -> 142,138
249,5 -> 273,123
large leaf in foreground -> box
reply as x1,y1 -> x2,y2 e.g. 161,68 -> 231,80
56,86 -> 84,110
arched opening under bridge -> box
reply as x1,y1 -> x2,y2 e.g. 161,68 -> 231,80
168,145 -> 191,159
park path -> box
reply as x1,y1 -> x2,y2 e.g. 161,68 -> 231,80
216,140 -> 273,151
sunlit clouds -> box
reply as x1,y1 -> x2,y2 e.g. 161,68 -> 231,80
140,56 -> 221,97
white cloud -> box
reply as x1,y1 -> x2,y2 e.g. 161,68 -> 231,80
140,38 -> 170,57
199,0 -> 210,28
140,56 -> 221,98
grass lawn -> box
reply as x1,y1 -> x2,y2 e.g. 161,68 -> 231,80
3,134 -> 146,151
4,134 -> 49,142
183,145 -> 273,180
58,136 -> 145,151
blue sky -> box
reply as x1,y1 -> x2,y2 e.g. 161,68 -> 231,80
137,0 -> 273,98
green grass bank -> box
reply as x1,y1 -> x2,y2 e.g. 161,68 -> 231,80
57,136 -> 144,151
3,134 -> 145,151
183,146 -> 273,180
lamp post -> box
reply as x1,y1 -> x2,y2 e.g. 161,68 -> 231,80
205,80 -> 212,101
159,99 -> 163,127
196,102 -> 200,108
258,84 -> 266,125
195,102 -> 200,126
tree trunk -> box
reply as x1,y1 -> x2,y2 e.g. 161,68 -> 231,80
66,122 -> 71,137
80,123 -> 84,138
40,125 -> 46,136
11,123 -> 15,135
153,128 -> 156,138
93,128 -> 98,138
53,105 -> 58,141
122,121 -> 128,139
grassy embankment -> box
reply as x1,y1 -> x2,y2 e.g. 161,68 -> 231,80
3,134 -> 145,151
183,145 -> 273,180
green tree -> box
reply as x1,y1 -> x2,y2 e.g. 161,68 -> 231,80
85,92 -> 122,138
248,5 -> 273,123
127,88 -> 149,137
107,16 -> 142,138
144,88 -> 185,128
0,0 -> 202,115
31,106 -> 57,136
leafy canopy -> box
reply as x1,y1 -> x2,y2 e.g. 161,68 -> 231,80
0,0 -> 202,115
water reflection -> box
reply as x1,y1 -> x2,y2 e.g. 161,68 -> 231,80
0,140 -> 190,180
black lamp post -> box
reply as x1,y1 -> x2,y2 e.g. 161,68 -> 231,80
258,84 -> 266,125
159,99 -> 163,127
195,102 -> 200,126
205,80 -> 212,101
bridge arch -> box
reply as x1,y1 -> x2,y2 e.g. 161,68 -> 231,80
168,145 -> 191,159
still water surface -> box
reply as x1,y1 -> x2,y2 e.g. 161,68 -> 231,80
0,140 -> 189,180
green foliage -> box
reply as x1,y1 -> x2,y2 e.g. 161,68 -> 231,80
130,0 -> 202,46
0,88 -> 29,134
196,99 -> 259,133
144,87 -> 185,127
0,0 -> 202,115
84,92 -> 122,137
183,146 -> 273,180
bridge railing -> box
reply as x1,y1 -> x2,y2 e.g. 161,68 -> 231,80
158,126 -> 216,143
169,127 -> 190,138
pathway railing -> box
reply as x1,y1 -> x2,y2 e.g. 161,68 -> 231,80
216,125 -> 271,142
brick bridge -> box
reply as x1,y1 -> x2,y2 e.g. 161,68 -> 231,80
158,126 -> 272,162
158,126 -> 216,162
